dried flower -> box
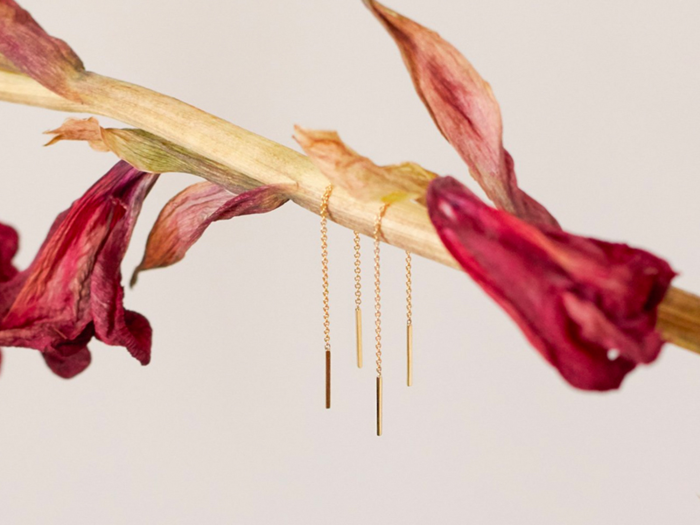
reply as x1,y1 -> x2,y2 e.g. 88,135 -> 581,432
0,161 -> 156,378
428,177 -> 675,390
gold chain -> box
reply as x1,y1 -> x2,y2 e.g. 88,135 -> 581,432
320,185 -> 333,353
405,251 -> 412,326
353,231 -> 362,308
374,203 -> 388,378
320,185 -> 333,409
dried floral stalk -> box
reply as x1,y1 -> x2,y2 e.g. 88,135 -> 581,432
0,69 -> 698,356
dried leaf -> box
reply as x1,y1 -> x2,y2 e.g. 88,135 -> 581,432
46,118 -> 259,193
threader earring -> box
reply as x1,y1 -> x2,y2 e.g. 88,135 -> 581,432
320,184 -> 333,409
354,230 -> 363,368
373,202 -> 389,436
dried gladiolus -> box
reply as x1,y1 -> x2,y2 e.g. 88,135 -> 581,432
0,161 -> 156,378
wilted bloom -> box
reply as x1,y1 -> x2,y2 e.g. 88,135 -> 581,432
356,1 -> 676,389
428,177 -> 675,390
132,181 -> 290,285
0,161 -> 156,378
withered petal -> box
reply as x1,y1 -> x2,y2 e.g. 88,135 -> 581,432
427,176 -> 675,390
0,221 -> 19,282
0,161 -> 157,377
294,125 -> 435,203
365,0 -> 558,227
131,182 -> 290,285
0,0 -> 85,101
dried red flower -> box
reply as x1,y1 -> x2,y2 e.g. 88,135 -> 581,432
428,177 -> 675,390
0,161 -> 156,378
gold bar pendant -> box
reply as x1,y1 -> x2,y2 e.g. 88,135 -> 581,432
376,376 -> 383,436
407,323 -> 413,387
325,350 -> 331,409
355,307 -> 363,368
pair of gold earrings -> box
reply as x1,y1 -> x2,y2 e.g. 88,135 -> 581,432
320,185 -> 413,436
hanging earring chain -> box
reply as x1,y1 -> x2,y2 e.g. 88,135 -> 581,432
320,184 -> 333,409
353,230 -> 363,368
374,203 -> 388,436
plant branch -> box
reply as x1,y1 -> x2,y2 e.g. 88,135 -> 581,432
0,68 -> 698,354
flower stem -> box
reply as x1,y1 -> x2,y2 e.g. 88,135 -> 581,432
0,68 -> 697,355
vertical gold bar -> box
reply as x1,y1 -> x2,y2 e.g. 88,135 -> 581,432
325,350 -> 331,409
376,376 -> 383,436
355,307 -> 363,368
407,323 -> 413,387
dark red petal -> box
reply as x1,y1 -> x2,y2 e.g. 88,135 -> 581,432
131,182 -> 289,285
365,0 -> 558,228
0,161 -> 157,376
0,221 -> 19,282
0,0 -> 85,101
43,347 -> 92,379
42,323 -> 93,379
427,176 -> 675,390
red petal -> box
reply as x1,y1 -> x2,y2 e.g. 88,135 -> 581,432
365,1 -> 557,228
131,182 -> 288,285
0,0 -> 84,101
0,161 -> 157,376
427,176 -> 675,390
0,221 -> 19,282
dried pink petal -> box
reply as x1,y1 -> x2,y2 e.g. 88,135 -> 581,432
365,0 -> 557,227
0,0 -> 85,101
427,176 -> 675,390
0,161 -> 157,378
132,182 -> 290,285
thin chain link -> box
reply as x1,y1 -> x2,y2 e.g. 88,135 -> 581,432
320,185 -> 333,352
374,203 -> 388,378
353,231 -> 362,307
405,251 -> 412,326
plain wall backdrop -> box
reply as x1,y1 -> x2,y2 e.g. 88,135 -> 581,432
1,0 -> 700,523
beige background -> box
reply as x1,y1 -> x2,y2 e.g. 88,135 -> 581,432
1,0 -> 699,523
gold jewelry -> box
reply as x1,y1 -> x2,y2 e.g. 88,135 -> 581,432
406,250 -> 413,386
353,230 -> 363,368
320,184 -> 333,409
373,203 -> 388,436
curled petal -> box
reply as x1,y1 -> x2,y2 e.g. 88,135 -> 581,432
0,161 -> 157,376
365,0 -> 557,227
0,0 -> 84,101
45,117 -> 259,193
294,125 -> 435,203
427,176 -> 675,390
131,182 -> 290,285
